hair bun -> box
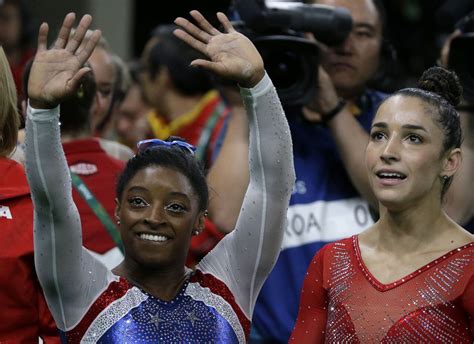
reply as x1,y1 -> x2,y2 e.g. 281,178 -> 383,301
417,66 -> 462,107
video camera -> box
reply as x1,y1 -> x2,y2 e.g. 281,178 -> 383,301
233,0 -> 352,107
448,11 -> 474,103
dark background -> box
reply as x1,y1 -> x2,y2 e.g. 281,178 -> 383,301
132,0 -> 474,89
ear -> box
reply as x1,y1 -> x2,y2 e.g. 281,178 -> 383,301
441,148 -> 462,178
192,210 -> 207,236
158,67 -> 172,89
114,198 -> 121,222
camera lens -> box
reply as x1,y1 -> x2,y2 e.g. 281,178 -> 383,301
262,50 -> 304,90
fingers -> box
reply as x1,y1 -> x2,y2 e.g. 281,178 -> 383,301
216,12 -> 235,33
190,59 -> 220,74
66,14 -> 93,54
174,16 -> 213,45
173,28 -> 207,55
37,22 -> 49,52
77,29 -> 101,64
189,10 -> 221,36
53,13 -> 76,49
67,67 -> 92,91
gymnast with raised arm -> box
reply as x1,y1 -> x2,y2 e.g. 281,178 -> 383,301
25,11 -> 294,342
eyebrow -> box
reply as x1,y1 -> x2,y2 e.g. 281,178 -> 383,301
372,122 -> 428,132
354,23 -> 376,32
126,187 -> 190,200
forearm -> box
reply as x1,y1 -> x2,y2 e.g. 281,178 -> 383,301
207,105 -> 249,233
199,73 -> 295,317
25,105 -> 109,329
328,110 -> 377,208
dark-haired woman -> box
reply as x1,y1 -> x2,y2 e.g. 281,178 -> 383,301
291,66 -> 473,343
25,11 -> 294,343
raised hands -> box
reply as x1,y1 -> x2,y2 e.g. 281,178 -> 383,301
174,11 -> 265,88
28,13 -> 101,109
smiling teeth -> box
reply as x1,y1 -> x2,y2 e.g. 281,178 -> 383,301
379,172 -> 405,179
139,234 -> 168,242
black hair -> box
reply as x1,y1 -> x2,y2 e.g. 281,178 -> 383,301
146,24 -> 214,96
116,137 -> 208,212
393,66 -> 463,196
60,70 -> 96,134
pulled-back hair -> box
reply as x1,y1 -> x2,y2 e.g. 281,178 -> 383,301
0,47 -> 20,157
392,66 -> 463,195
116,137 -> 208,211
396,66 -> 462,152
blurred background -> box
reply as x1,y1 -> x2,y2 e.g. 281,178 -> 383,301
17,0 -> 473,88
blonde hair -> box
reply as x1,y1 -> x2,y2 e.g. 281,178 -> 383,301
0,46 -> 19,157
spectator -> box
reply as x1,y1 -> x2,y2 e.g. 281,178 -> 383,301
0,0 -> 34,102
114,61 -> 152,149
139,23 -> 232,266
438,12 -> 474,233
0,45 -> 59,343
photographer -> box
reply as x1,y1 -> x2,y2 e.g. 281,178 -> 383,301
207,0 -> 390,341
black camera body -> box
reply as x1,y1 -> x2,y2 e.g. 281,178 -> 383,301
233,0 -> 352,106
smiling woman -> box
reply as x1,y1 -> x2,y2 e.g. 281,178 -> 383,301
24,10 -> 294,343
291,66 -> 474,343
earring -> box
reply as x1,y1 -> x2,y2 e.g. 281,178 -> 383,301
442,175 -> 449,181
204,210 -> 209,217
116,219 -> 121,225
193,230 -> 200,236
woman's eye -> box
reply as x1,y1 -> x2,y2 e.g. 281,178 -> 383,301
407,134 -> 422,143
370,131 -> 385,141
128,197 -> 148,208
165,203 -> 186,213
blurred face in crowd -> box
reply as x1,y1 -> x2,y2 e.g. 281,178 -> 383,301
313,0 -> 383,98
115,83 -> 151,148
0,2 -> 21,50
365,95 -> 459,211
89,46 -> 116,132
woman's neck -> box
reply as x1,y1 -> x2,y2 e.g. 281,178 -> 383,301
371,195 -> 451,254
113,260 -> 190,301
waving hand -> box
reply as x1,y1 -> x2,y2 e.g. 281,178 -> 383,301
174,11 -> 264,88
28,13 -> 101,109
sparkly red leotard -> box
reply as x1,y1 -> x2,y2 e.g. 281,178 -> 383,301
290,235 -> 474,343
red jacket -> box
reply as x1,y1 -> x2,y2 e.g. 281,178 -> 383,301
0,157 -> 60,343
63,138 -> 125,256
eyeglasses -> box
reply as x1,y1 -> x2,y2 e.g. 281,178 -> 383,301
136,139 -> 196,155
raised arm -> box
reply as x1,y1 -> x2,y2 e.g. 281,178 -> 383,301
24,14 -> 113,330
174,11 -> 295,318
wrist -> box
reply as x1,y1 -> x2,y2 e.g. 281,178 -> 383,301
321,98 -> 347,125
28,98 -> 57,110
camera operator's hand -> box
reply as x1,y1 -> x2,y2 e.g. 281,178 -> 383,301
302,66 -> 341,123
174,10 -> 265,88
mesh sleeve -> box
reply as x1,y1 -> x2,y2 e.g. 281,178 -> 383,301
197,72 -> 295,318
24,105 -> 113,330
